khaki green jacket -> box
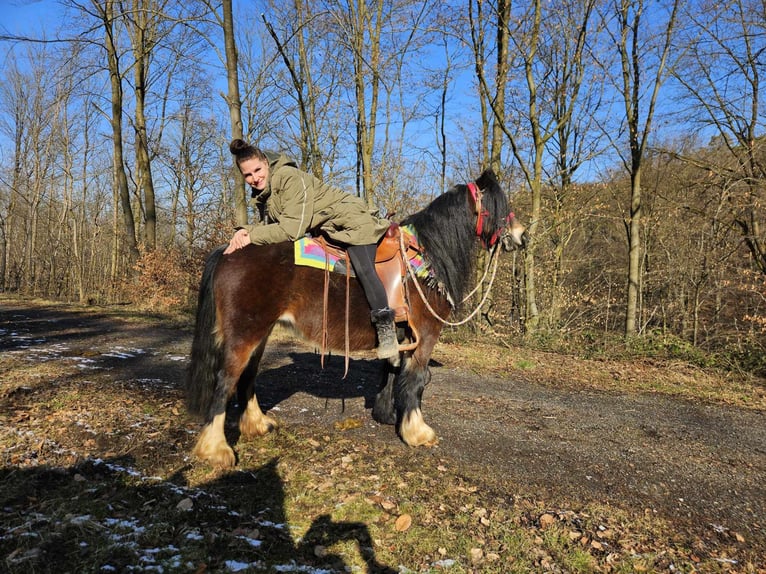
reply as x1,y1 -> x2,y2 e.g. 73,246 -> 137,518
240,152 -> 389,246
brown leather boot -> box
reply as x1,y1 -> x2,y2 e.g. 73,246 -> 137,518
371,308 -> 400,366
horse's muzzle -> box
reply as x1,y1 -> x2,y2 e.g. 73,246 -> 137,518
500,218 -> 528,252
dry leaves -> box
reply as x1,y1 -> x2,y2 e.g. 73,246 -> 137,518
539,513 -> 556,529
394,514 -> 412,532
333,417 -> 363,431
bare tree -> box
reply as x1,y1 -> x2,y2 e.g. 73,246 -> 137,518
604,0 -> 680,336
0,54 -> 26,291
90,0 -> 140,266
261,4 -> 323,177
220,0 -> 246,225
471,0 -> 596,331
673,0 -> 766,275
123,0 -> 166,250
340,0 -> 385,207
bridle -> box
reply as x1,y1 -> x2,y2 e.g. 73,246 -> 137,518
467,182 -> 513,248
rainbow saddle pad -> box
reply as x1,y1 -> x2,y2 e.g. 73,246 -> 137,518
294,236 -> 349,274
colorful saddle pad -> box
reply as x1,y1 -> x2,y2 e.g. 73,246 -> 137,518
293,236 -> 344,271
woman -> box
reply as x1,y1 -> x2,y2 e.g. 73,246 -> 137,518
224,139 -> 399,363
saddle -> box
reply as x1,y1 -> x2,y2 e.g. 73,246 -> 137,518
297,223 -> 423,366
312,223 -> 413,322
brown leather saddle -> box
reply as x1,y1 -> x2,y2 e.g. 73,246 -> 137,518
315,223 -> 413,323
314,223 -> 423,371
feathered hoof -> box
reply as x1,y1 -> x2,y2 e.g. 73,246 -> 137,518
399,409 -> 438,447
239,413 -> 279,438
193,435 -> 236,469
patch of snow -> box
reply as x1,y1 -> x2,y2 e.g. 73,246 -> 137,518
102,346 -> 146,359
185,531 -> 204,541
69,514 -> 93,525
236,535 -> 262,548
226,560 -> 263,572
273,563 -> 335,573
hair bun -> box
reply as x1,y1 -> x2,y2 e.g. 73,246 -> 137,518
229,139 -> 249,154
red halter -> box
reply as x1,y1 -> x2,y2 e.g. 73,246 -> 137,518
467,182 -> 487,237
467,182 -> 513,248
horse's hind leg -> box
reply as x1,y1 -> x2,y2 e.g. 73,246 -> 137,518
237,332 -> 279,438
193,343 -> 256,468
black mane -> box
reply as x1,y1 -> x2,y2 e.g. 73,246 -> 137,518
401,169 -> 509,305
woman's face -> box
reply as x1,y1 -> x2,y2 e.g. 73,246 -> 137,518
239,157 -> 269,191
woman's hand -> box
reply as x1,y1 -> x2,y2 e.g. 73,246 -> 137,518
224,228 -> 251,254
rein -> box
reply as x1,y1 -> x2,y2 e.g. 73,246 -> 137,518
399,231 -> 503,327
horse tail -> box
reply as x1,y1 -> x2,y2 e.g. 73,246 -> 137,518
186,246 -> 226,418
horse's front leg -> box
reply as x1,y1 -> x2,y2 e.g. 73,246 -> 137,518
372,363 -> 397,426
396,356 -> 437,447
236,335 -> 278,438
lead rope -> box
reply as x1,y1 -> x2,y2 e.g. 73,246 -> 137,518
458,249 -> 496,304
400,232 -> 501,327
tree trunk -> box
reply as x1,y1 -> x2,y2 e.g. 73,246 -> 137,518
348,0 -> 383,207
490,0 -> 509,174
130,0 -> 157,250
99,0 -> 139,262
625,170 -> 642,334
221,0 -> 246,226
615,0 -> 678,336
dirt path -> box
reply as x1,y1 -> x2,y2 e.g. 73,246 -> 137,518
254,340 -> 766,549
2,298 -> 765,553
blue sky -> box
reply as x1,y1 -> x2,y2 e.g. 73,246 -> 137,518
3,0 -> 60,37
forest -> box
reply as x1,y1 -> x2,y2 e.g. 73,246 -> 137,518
1,0 -> 764,371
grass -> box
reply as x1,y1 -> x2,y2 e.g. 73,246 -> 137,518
433,337 -> 766,411
1,398 -> 760,573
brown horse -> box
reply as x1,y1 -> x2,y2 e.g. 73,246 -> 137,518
185,168 -> 525,467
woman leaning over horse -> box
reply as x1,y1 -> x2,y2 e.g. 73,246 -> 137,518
224,139 -> 399,363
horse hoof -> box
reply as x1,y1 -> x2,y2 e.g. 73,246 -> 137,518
194,442 -> 236,469
407,431 -> 438,448
239,414 -> 279,438
399,410 -> 438,447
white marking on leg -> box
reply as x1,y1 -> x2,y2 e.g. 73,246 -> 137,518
193,413 -> 236,468
239,396 -> 279,437
399,408 -> 437,447
278,312 -> 296,326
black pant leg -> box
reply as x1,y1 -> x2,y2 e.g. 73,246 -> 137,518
347,244 -> 388,311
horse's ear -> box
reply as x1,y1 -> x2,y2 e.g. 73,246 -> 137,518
476,168 -> 498,189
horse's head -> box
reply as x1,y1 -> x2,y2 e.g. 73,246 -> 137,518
471,169 -> 528,252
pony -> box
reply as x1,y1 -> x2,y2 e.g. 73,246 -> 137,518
185,168 -> 525,467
